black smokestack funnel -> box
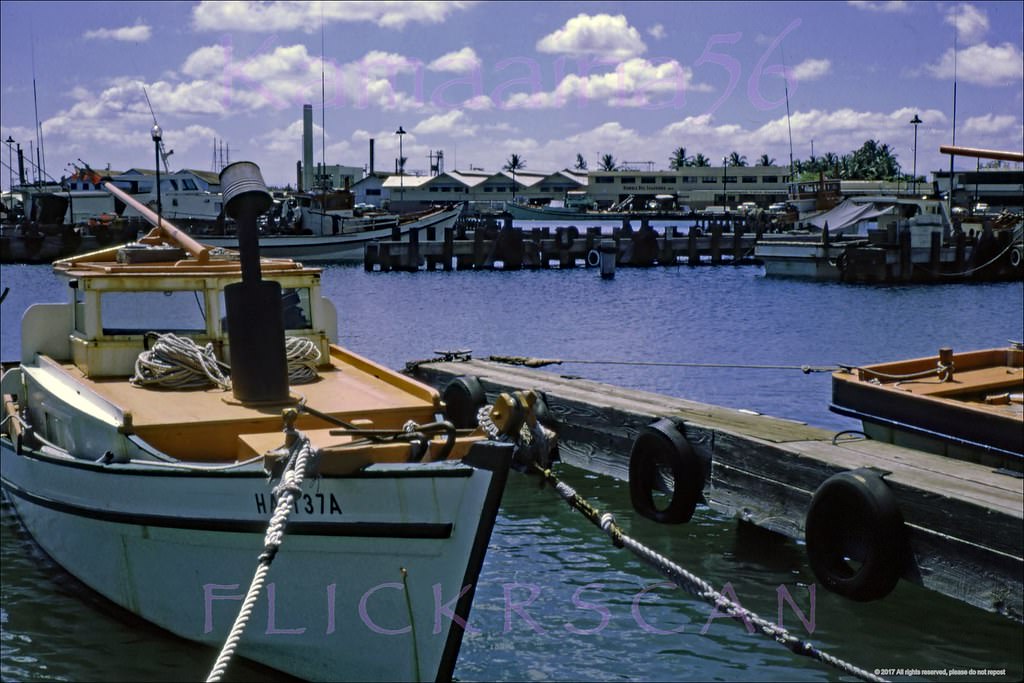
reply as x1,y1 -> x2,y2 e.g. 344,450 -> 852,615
220,161 -> 290,404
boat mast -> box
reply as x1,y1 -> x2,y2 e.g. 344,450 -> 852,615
30,30 -> 46,186
144,87 -> 172,173
782,47 -> 794,184
320,6 -> 327,193
948,8 -> 958,218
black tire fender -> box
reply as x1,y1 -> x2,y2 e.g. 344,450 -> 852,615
556,226 -> 578,250
442,375 -> 487,429
805,468 -> 908,602
628,418 -> 708,524
586,249 -> 600,267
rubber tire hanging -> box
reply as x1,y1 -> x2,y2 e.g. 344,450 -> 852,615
442,375 -> 487,429
628,418 -> 708,524
804,469 -> 908,602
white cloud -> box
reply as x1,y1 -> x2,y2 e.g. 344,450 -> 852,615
962,114 -> 1019,135
192,1 -> 475,32
536,13 -> 646,60
846,1 -> 909,13
463,95 -> 495,111
791,59 -> 832,82
428,47 -> 482,73
925,42 -> 1024,87
502,58 -> 711,110
647,24 -> 666,40
943,4 -> 989,45
83,24 -> 152,42
413,110 -> 477,136
182,45 -> 230,78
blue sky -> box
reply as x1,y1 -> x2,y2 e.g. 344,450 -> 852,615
1,1 -> 1022,188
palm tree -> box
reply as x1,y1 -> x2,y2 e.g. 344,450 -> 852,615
821,152 -> 840,177
503,153 -> 526,201
669,147 -> 690,170
728,151 -> 748,167
574,153 -> 587,171
599,154 -> 618,171
691,153 -> 710,167
757,154 -> 776,166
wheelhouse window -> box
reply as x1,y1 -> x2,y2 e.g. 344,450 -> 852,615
101,291 -> 207,335
72,282 -> 85,333
217,287 -> 313,331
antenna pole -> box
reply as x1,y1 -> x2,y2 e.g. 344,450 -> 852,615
948,9 -> 958,218
320,6 -> 326,189
31,27 -> 46,183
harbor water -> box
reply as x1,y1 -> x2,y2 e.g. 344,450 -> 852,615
1,261 -> 1022,682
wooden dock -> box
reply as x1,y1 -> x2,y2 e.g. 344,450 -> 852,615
365,215 -> 771,271
407,355 -> 1023,620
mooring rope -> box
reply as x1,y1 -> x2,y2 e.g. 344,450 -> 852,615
533,464 -> 887,683
488,355 -> 839,374
206,432 -> 315,682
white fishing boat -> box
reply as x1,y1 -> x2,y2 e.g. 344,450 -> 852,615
199,202 -> 465,264
0,162 -> 517,681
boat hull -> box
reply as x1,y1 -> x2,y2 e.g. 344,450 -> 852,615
0,438 -> 512,682
753,237 -> 849,279
199,206 -> 463,263
830,347 -> 1023,467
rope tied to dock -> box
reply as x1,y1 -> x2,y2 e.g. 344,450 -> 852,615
534,464 -> 887,683
206,423 -> 316,682
488,355 -> 839,374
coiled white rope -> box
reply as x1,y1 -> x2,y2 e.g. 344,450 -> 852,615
132,334 -> 230,390
206,434 -> 316,682
131,333 -> 321,390
285,336 -> 321,385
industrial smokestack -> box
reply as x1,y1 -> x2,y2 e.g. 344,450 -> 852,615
302,104 -> 313,192
369,138 -> 375,175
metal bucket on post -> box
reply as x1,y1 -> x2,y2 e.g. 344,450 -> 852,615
221,161 -> 290,404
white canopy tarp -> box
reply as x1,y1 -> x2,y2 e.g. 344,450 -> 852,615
805,199 -> 894,234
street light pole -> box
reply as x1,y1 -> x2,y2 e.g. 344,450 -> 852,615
151,124 -> 163,226
5,136 -> 14,204
722,156 -> 728,209
395,126 -> 406,206
910,114 -> 922,196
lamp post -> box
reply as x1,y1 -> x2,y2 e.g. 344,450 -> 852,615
722,156 -> 728,209
910,114 -> 922,196
151,124 -> 162,225
395,126 -> 406,205
4,137 -> 14,207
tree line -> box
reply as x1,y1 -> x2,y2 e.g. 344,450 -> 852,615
504,138 -> 921,183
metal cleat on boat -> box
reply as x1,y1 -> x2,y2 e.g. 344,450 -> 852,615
479,389 -> 559,471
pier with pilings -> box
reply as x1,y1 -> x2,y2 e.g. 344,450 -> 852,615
364,214 -> 774,271
405,353 -> 1023,621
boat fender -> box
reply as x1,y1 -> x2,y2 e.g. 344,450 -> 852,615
586,249 -> 601,267
1010,246 -> 1023,269
804,468 -> 908,602
442,375 -> 487,429
628,418 -> 709,524
556,226 -> 579,250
